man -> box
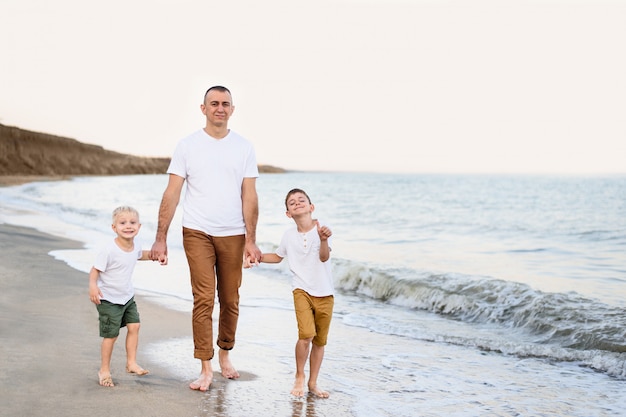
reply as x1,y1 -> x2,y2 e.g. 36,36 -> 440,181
150,86 -> 262,392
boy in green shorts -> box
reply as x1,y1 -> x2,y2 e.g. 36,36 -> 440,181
246,188 -> 334,398
89,206 -> 167,387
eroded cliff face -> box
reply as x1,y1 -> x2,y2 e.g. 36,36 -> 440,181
0,123 -> 170,175
0,123 -> 284,176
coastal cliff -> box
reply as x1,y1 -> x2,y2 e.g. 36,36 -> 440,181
0,123 -> 285,176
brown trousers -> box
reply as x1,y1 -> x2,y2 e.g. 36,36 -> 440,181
182,227 -> 245,360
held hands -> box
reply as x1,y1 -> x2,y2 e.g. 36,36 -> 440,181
243,224 -> 330,269
243,241 -> 262,269
150,241 -> 168,265
154,255 -> 168,265
243,256 -> 259,269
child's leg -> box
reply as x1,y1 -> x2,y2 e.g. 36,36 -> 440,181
292,337 -> 312,397
307,294 -> 333,398
99,337 -> 117,387
308,344 -> 329,398
125,323 -> 149,375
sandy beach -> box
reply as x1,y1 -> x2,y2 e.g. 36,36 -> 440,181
0,223 -> 355,417
0,224 -> 205,416
3,174 -> 626,417
0,174 -> 354,417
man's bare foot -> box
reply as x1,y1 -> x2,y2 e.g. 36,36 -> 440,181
219,349 -> 240,379
309,384 -> 330,398
98,371 -> 114,387
126,364 -> 149,376
291,375 -> 306,397
189,373 -> 213,392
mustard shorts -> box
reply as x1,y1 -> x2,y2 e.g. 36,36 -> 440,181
293,289 -> 334,346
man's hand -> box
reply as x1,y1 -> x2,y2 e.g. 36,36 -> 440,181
244,241 -> 262,266
151,240 -> 168,264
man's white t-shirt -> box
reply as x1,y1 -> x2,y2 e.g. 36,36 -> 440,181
93,239 -> 143,305
276,221 -> 334,297
167,129 -> 259,236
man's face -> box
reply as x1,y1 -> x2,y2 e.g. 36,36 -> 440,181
201,90 -> 234,127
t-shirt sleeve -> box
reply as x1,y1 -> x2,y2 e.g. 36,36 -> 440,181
93,246 -> 109,272
244,143 -> 259,178
135,241 -> 143,260
276,231 -> 288,258
167,140 -> 188,178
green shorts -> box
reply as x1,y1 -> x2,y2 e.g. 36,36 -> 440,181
293,289 -> 334,346
96,297 -> 140,338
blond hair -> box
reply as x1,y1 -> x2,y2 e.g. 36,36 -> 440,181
112,206 -> 140,223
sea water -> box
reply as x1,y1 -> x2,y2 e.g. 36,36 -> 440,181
1,172 -> 625,416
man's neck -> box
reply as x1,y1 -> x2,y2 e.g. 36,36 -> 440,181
203,125 -> 229,139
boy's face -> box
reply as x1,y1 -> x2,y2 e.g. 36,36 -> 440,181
112,211 -> 141,239
285,192 -> 314,218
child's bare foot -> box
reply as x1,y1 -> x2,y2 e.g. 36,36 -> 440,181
126,364 -> 149,376
308,384 -> 329,398
291,375 -> 306,397
189,373 -> 213,392
98,371 -> 114,387
219,349 -> 240,379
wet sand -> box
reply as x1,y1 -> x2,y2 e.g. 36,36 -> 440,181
0,223 -> 351,417
0,224 -> 209,416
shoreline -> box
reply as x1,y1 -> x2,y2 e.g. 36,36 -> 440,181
0,223 -> 207,416
0,175 -> 74,187
0,222 -> 355,417
3,176 -> 625,416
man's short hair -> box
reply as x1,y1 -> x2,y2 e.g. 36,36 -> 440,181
204,85 -> 231,102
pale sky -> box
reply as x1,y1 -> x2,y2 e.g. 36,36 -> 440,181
1,0 -> 625,174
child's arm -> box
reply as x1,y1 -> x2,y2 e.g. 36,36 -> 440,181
316,221 -> 332,262
243,253 -> 283,268
89,267 -> 103,305
141,249 -> 167,265
319,240 -> 330,262
260,253 -> 283,263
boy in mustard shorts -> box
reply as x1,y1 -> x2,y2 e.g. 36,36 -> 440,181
246,188 -> 334,398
